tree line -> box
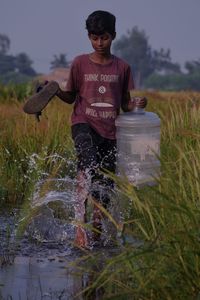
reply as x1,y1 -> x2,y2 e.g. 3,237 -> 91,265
113,27 -> 200,91
0,34 -> 70,85
0,30 -> 200,91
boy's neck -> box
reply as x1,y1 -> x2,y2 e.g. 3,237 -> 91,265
89,52 -> 113,65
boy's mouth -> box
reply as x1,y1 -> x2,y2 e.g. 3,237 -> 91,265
96,48 -> 104,52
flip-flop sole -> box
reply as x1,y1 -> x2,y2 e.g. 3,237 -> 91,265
23,81 -> 59,114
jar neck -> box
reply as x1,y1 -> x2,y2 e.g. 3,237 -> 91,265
133,107 -> 145,114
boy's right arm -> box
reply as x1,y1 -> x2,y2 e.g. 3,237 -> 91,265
36,80 -> 76,104
56,87 -> 76,104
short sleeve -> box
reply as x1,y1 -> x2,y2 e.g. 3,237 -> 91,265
65,57 -> 80,92
123,65 -> 134,93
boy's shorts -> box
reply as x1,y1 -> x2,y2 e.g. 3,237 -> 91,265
71,123 -> 116,205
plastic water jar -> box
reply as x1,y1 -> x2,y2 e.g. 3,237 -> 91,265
115,107 -> 161,186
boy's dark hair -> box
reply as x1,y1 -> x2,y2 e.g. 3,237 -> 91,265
86,10 -> 116,36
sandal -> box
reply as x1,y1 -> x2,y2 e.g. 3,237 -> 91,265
23,81 -> 59,114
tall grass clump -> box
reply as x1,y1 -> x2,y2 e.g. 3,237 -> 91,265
0,82 -> 34,103
82,91 -> 200,299
0,93 -> 75,209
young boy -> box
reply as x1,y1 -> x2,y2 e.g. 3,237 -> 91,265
24,10 -> 147,248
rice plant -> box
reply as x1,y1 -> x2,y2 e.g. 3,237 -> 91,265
81,91 -> 200,299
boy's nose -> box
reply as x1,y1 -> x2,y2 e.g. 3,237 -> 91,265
97,38 -> 103,46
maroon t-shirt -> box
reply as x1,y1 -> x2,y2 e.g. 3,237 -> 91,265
66,54 -> 134,139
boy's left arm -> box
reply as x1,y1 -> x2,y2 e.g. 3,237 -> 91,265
121,92 -> 147,112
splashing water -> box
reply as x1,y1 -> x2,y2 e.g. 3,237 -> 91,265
25,177 -> 77,244
23,174 -> 126,247
19,151 -> 130,246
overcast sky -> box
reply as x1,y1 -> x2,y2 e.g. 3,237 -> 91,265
0,0 -> 199,73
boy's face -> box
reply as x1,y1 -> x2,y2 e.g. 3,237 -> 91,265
88,32 -> 116,55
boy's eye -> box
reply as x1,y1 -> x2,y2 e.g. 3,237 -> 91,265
91,36 -> 98,41
90,34 -> 110,41
101,35 -> 109,40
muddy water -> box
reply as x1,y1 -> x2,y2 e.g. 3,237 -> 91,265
0,246 -> 111,300
0,177 -> 122,299
0,255 -> 84,299
0,216 -> 118,300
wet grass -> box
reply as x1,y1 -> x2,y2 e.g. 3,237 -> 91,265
76,91 -> 200,299
0,91 -> 75,209
1,84 -> 200,299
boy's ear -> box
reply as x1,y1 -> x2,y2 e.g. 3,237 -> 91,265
112,32 -> 116,40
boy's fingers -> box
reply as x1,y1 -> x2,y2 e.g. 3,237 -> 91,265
36,80 -> 49,93
134,97 -> 147,108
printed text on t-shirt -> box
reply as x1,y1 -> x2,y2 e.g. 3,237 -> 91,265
85,107 -> 117,119
84,74 -> 119,82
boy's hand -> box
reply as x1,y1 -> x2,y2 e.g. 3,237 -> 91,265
129,97 -> 147,111
35,80 -> 49,93
134,96 -> 147,108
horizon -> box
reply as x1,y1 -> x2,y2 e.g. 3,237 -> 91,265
1,0 -> 200,73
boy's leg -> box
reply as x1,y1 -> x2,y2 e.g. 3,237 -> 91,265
72,124 -> 117,246
72,124 -> 98,248
91,139 -> 117,242
92,202 -> 102,241
74,171 -> 89,248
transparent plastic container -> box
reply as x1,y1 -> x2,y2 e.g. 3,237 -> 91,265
115,107 -> 161,186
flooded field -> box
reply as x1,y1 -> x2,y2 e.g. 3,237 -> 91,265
0,177 -> 122,300
0,214 -> 120,300
1,253 -> 84,299
0,240 -> 117,300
